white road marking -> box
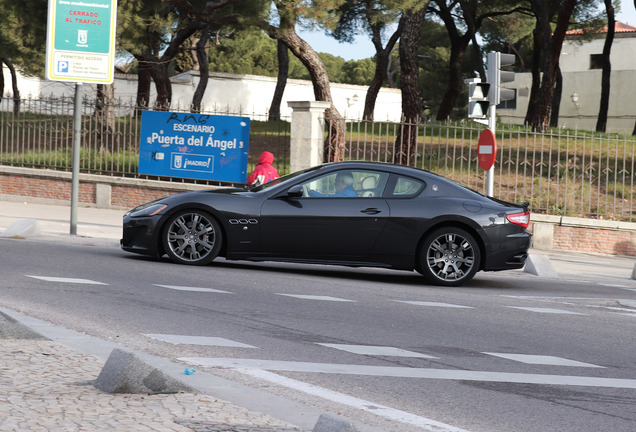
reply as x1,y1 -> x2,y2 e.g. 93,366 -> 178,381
241,368 -> 470,432
617,299 -> 636,308
598,283 -> 632,288
318,343 -> 437,358
395,300 -> 473,309
501,295 -> 600,300
26,275 -> 107,285
154,284 -> 232,293
483,353 -> 604,368
507,306 -> 585,315
276,294 -> 355,302
178,358 -> 636,389
145,334 -> 257,348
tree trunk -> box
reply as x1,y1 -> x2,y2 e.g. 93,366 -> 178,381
96,84 -> 116,152
436,37 -> 470,121
596,0 -> 615,133
524,28 -> 542,126
3,59 -> 20,117
0,60 -> 5,100
137,21 -> 205,113
363,54 -> 388,121
192,26 -> 212,113
394,6 -> 427,166
269,40 -> 289,121
142,54 -> 172,111
362,20 -> 402,121
135,58 -> 152,117
271,29 -> 346,162
550,67 -> 562,128
471,34 -> 486,80
529,0 -> 576,132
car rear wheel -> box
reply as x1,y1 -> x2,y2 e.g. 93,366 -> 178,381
418,227 -> 480,286
162,210 -> 222,265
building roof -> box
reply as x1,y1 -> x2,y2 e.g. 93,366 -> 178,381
566,21 -> 636,35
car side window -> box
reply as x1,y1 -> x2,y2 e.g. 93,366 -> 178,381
300,170 -> 389,198
391,176 -> 424,197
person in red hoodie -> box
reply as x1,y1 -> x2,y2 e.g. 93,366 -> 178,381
246,151 -> 280,186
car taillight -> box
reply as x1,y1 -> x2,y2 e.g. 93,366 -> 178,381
506,211 -> 530,228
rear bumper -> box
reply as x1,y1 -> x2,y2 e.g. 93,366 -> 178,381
482,231 -> 532,271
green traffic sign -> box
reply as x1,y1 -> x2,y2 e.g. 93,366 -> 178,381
53,1 -> 113,53
46,0 -> 117,83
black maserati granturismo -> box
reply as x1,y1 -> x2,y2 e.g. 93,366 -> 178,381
121,161 -> 531,286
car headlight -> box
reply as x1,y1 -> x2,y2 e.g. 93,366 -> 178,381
126,203 -> 168,218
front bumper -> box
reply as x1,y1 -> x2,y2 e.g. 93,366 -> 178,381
120,214 -> 162,258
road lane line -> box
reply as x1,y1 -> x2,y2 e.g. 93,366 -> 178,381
146,334 -> 257,348
395,300 -> 473,308
276,294 -> 355,302
178,358 -> 636,389
318,343 -> 437,358
507,306 -> 585,315
154,284 -> 232,293
240,368 -> 471,432
25,275 -> 107,285
482,353 -> 604,368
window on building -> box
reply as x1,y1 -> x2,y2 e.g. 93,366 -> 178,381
590,54 -> 607,70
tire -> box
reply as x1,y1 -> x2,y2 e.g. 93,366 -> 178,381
162,210 -> 222,265
418,227 -> 480,286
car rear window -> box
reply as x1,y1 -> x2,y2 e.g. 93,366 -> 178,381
391,176 -> 424,197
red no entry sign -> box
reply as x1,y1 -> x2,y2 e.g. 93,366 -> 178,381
478,129 -> 497,171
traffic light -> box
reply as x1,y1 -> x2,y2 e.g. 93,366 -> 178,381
487,52 -> 515,105
467,81 -> 490,119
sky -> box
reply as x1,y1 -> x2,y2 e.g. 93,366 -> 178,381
297,0 -> 636,61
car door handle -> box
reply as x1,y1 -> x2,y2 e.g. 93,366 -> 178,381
361,208 -> 382,215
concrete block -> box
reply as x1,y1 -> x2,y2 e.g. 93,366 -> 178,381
524,254 -> 558,277
531,222 -> 554,250
1,219 -> 41,238
312,414 -> 360,432
0,312 -> 48,340
95,183 -> 112,207
94,348 -> 195,394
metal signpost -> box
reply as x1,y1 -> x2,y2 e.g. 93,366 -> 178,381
138,111 -> 250,183
45,0 -> 117,234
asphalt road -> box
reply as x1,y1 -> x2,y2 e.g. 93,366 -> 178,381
1,237 -> 636,432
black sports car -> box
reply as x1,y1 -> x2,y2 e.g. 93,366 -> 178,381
121,161 -> 531,286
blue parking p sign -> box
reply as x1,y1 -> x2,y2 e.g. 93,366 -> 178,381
138,111 -> 249,183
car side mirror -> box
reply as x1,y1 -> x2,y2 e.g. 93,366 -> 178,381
287,185 -> 304,198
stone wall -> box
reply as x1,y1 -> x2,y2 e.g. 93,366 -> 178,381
0,167 -> 209,209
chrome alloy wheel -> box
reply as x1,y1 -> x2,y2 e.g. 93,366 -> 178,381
423,228 -> 479,285
163,211 -> 221,265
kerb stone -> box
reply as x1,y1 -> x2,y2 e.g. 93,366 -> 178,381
94,348 -> 195,394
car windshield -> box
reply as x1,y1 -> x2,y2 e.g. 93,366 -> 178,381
248,165 -> 322,192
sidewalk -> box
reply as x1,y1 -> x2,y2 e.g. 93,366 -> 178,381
0,200 -> 317,432
0,337 -> 304,432
1,199 -> 635,432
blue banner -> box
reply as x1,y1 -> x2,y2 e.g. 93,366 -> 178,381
138,111 -> 249,183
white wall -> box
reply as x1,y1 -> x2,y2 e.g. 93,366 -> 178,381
2,69 -> 402,122
496,68 -> 636,134
560,33 -> 636,72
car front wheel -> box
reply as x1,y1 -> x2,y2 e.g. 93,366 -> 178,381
162,210 -> 222,265
418,227 -> 480,286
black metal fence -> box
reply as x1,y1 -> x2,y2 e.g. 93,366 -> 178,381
0,96 -> 634,221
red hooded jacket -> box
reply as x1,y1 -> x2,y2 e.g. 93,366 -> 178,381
246,151 -> 280,186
